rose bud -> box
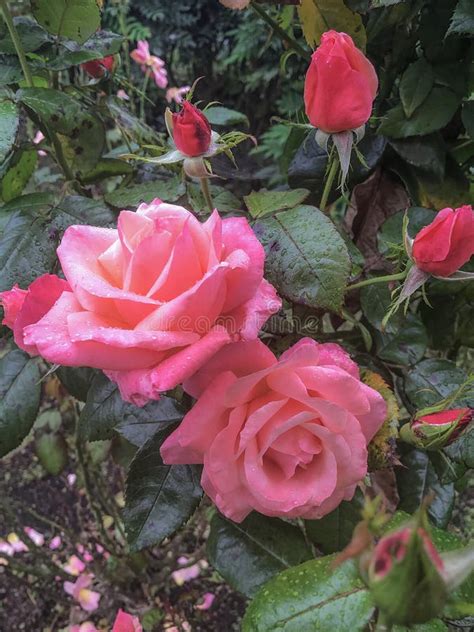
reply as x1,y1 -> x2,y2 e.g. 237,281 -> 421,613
368,525 -> 446,625
412,205 -> 474,277
400,408 -> 473,451
82,55 -> 116,79
304,30 -> 378,133
172,101 -> 212,157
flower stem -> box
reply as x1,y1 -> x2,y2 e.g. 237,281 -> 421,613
0,0 -> 33,86
319,152 -> 339,212
374,612 -> 392,632
200,177 -> 214,212
347,270 -> 407,291
250,1 -> 311,61
140,70 -> 151,121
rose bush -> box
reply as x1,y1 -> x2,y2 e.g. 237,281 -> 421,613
1,201 -> 280,405
161,337 -> 386,521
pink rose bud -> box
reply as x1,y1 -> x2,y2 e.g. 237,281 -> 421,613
401,408 -> 473,451
82,55 -> 116,78
161,338 -> 386,522
368,525 -> 446,625
172,101 -> 212,157
304,30 -> 378,133
412,205 -> 474,277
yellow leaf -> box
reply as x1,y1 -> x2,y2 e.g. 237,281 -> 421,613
297,0 -> 366,51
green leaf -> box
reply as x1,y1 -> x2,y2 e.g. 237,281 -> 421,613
297,0 -> 366,50
35,432 -> 68,475
444,424 -> 474,469
399,58 -> 435,119
447,0 -> 474,36
305,489 -> 364,554
242,557 -> 375,632
80,158 -> 134,184
254,205 -> 351,312
0,99 -> 19,164
384,510 -> 465,552
0,17 -> 51,53
0,349 -> 41,458
396,446 -> 454,528
204,106 -> 249,127
462,101 -> 474,140
1,150 -> 37,202
0,194 -> 114,292
18,88 -> 105,174
123,431 -> 202,551
186,183 -> 241,214
106,97 -> 158,145
244,189 -> 310,219
104,178 -> 185,208
389,135 -> 446,180
78,373 -> 187,446
374,313 -> 428,366
404,359 -> 472,410
116,396 -> 187,449
0,56 -> 23,86
56,366 -> 98,402
207,512 -> 314,598
378,87 -> 460,138
31,0 -> 101,44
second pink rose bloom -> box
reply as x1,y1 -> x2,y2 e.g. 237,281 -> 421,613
161,338 -> 387,522
0,201 -> 281,405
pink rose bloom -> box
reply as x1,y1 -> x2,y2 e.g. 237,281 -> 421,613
112,609 -> 142,632
161,338 -> 387,522
64,574 -> 101,612
130,40 -> 168,89
1,201 -> 280,406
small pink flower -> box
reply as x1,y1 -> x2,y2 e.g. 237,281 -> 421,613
69,623 -> 98,632
117,89 -> 130,100
33,130 -> 47,156
112,609 -> 143,632
24,527 -> 45,547
7,533 -> 28,553
64,574 -> 101,613
67,473 -> 77,486
171,562 -> 201,586
64,554 -> 86,576
177,556 -> 189,565
83,551 -> 94,563
196,592 -> 215,611
166,86 -> 191,104
130,39 -> 168,89
49,535 -> 62,550
0,540 -> 14,556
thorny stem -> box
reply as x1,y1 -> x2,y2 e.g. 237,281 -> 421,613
250,1 -> 311,61
200,177 -> 214,212
0,0 -> 33,86
348,270 -> 407,291
319,151 -> 339,212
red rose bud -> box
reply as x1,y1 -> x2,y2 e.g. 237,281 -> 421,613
368,525 -> 446,625
401,408 -> 473,451
412,205 -> 474,277
304,30 -> 378,133
172,101 -> 212,157
82,55 -> 116,79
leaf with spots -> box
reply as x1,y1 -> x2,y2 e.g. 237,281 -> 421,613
17,88 -> 104,174
254,205 -> 350,312
31,0 -> 101,44
0,349 -> 41,458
